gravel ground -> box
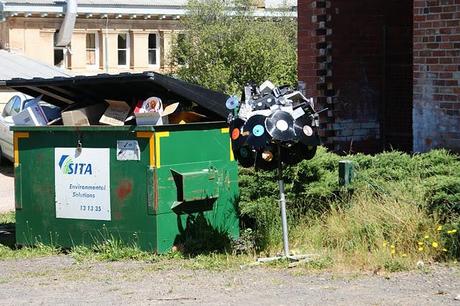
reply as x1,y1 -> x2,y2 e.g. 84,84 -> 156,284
0,256 -> 458,305
0,162 -> 14,213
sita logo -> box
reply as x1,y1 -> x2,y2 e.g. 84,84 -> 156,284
58,155 -> 93,175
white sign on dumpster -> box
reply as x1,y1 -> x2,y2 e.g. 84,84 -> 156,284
55,148 -> 111,220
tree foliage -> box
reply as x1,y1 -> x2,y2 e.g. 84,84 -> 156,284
170,0 -> 297,95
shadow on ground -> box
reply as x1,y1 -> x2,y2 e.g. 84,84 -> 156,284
0,219 -> 15,248
0,160 -> 14,178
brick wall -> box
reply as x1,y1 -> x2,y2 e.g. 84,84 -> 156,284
327,0 -> 385,153
413,0 -> 460,152
298,0 -> 322,99
298,0 -> 414,153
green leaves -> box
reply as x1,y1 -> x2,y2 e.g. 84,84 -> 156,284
170,0 -> 297,95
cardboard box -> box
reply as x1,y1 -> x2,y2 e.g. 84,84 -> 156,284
169,111 -> 207,124
12,101 -> 48,126
99,100 -> 131,126
134,102 -> 179,126
62,103 -> 107,126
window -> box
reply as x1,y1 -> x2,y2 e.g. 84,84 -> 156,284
11,96 -> 21,114
54,48 -> 70,68
2,96 -> 21,117
148,33 -> 159,66
54,30 -> 70,68
54,48 -> 64,67
86,33 -> 99,67
117,33 -> 130,66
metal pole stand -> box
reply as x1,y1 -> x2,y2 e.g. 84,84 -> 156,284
256,145 -> 315,266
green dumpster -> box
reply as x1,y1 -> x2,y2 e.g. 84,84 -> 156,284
12,123 -> 239,253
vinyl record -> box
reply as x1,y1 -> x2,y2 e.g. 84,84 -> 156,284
265,110 -> 296,142
229,118 -> 247,149
255,147 -> 278,171
252,94 -> 276,111
293,114 -> 319,146
244,115 -> 271,149
281,143 -> 317,165
233,146 -> 256,168
225,96 -> 240,110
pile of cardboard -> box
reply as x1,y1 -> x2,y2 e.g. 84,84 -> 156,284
13,96 -> 209,127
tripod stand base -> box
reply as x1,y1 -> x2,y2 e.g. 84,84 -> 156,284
257,254 -> 317,267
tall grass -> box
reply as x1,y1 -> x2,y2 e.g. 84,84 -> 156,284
239,147 -> 460,269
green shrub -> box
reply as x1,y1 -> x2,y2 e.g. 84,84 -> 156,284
424,176 -> 460,220
238,147 -> 460,264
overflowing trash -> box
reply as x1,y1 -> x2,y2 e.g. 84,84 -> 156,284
227,81 -> 320,169
6,73 -> 321,170
5,73 -> 226,128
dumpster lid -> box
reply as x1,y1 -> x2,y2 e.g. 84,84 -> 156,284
5,72 -> 230,119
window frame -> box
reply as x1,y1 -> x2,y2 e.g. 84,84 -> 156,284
147,32 -> 160,68
53,30 -> 70,69
85,32 -> 99,68
2,95 -> 22,117
2,96 -> 18,117
54,47 -> 70,69
117,32 -> 130,68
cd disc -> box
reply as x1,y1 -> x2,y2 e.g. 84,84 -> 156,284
233,146 -> 256,168
293,114 -> 320,146
244,115 -> 271,149
265,110 -> 296,142
225,96 -> 240,110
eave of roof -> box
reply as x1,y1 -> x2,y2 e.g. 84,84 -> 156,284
0,2 -> 296,18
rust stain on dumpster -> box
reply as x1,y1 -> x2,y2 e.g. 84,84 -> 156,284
117,181 -> 133,200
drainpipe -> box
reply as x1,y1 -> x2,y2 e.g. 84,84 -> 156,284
55,0 -> 77,47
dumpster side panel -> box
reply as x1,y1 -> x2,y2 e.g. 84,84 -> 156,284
155,128 -> 239,253
15,130 -> 158,251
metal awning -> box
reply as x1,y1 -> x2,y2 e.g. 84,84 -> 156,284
0,50 -> 73,84
5,72 -> 230,119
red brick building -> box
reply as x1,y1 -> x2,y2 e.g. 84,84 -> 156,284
298,0 -> 460,153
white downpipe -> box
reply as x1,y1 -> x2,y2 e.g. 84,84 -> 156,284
55,0 -> 77,47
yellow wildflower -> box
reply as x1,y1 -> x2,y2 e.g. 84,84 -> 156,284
418,247 -> 424,252
424,235 -> 429,239
442,248 -> 448,252
437,225 -> 443,231
447,229 -> 457,235
391,249 -> 396,255
432,242 -> 439,248
390,245 -> 395,249
383,241 -> 388,247
418,241 -> 424,246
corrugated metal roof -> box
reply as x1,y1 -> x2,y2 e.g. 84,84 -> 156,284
0,50 -> 73,83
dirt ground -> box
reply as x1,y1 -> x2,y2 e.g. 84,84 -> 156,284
0,256 -> 458,305
0,162 -> 14,213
